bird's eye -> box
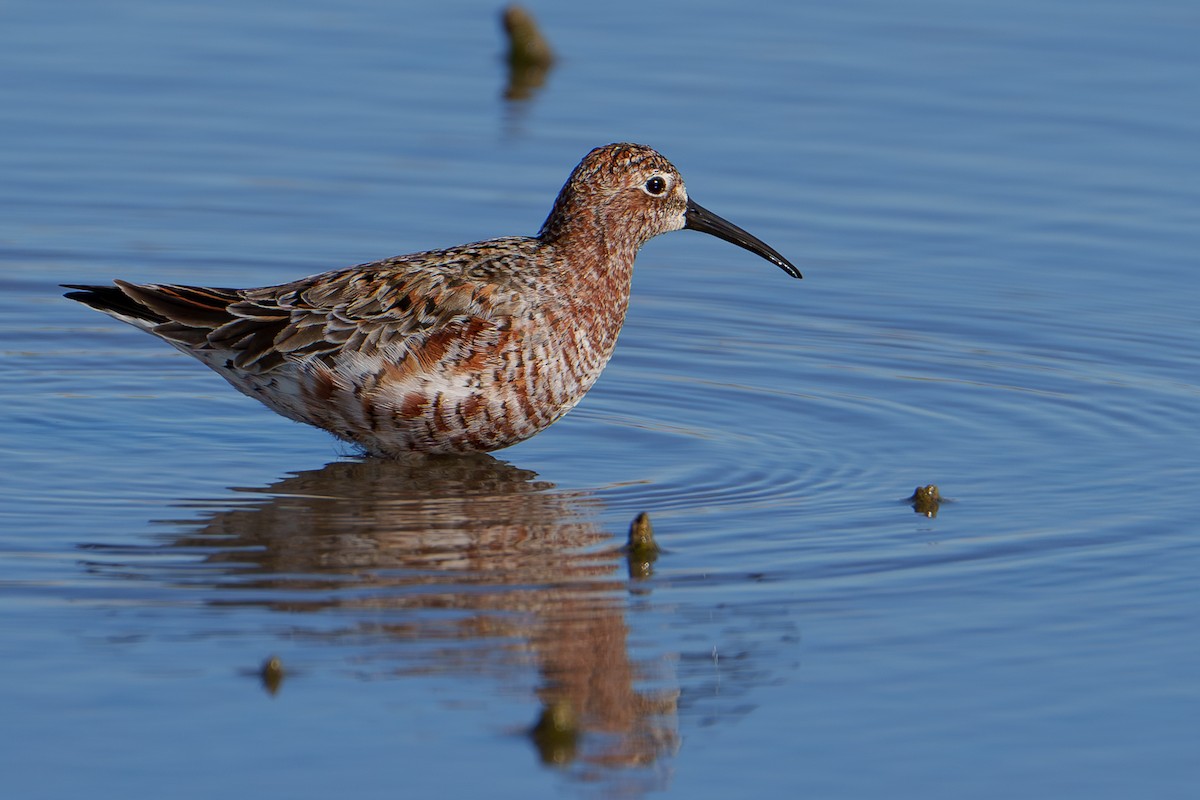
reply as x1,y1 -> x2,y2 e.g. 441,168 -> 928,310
644,176 -> 668,196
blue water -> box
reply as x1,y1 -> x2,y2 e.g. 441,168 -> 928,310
2,0 -> 1197,797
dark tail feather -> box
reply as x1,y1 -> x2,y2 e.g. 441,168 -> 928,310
62,283 -> 168,324
113,281 -> 237,328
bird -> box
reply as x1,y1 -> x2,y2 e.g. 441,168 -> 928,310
64,142 -> 800,456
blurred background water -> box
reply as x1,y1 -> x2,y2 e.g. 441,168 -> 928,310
1,0 -> 1197,797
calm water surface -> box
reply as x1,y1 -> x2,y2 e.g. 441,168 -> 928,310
2,1 -> 1197,797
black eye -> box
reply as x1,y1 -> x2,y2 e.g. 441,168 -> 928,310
644,176 -> 667,196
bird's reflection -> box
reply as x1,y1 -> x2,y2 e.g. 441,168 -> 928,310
159,456 -> 679,774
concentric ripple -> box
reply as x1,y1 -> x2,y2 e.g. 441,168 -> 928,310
545,262 -> 1199,543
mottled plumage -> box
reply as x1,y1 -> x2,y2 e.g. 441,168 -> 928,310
64,143 -> 799,455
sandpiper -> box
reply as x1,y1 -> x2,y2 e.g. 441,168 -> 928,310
64,143 -> 800,455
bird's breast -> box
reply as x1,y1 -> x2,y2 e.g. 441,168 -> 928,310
319,294 -> 629,454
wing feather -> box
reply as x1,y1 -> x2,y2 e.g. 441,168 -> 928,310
64,239 -> 540,375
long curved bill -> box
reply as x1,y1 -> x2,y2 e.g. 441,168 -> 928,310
683,198 -> 802,279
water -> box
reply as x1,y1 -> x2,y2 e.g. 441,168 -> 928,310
2,0 -> 1198,797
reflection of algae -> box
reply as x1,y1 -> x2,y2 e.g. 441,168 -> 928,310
502,5 -> 555,101
623,512 -> 660,580
159,456 -> 678,777
531,698 -> 578,766
908,484 -> 942,517
259,655 -> 285,696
